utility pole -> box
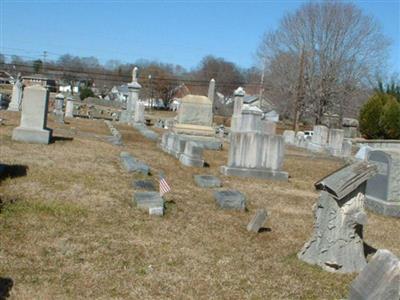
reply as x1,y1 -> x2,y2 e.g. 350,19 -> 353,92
293,48 -> 305,131
42,50 -> 47,74
259,57 -> 266,110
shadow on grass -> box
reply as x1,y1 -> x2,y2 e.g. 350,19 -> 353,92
0,164 -> 28,182
258,227 -> 272,233
0,277 -> 13,300
50,136 -> 74,144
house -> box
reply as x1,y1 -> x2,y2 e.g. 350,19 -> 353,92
0,71 -> 14,84
22,74 -> 57,92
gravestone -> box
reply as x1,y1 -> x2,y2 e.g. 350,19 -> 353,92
365,150 -> 400,217
120,152 -> 150,175
193,175 -> 222,188
12,85 -> 52,144
179,141 -> 204,167
261,120 -> 276,135
54,93 -> 65,123
355,145 -> 373,160
133,180 -> 156,191
341,139 -> 352,157
298,161 -> 378,273
328,128 -> 344,156
149,206 -> 164,216
134,101 -> 145,124
230,87 -> 245,132
208,78 -> 216,109
349,249 -> 400,300
283,130 -> 295,145
133,191 -> 164,211
308,125 -> 329,152
295,131 -> 306,148
8,73 -> 23,111
120,67 -> 141,124
214,190 -> 246,211
65,97 -> 74,118
247,209 -> 268,232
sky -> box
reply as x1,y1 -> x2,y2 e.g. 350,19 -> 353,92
1,0 -> 399,73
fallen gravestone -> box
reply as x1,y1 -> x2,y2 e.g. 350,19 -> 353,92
214,190 -> 246,211
247,209 -> 268,233
298,161 -> 378,273
133,180 -> 156,191
348,249 -> 400,300
120,152 -> 150,175
133,191 -> 164,211
193,175 -> 222,188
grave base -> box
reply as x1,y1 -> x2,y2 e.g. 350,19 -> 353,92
365,196 -> 400,218
12,127 -> 52,144
179,154 -> 204,167
220,165 -> 288,181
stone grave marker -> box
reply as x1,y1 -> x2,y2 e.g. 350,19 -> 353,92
65,97 -> 74,118
179,141 -> 204,167
283,130 -> 295,145
328,128 -> 344,156
120,152 -> 150,175
214,190 -> 246,211
54,93 -> 65,123
12,85 -> 52,144
133,180 -> 156,191
8,73 -> 23,111
247,209 -> 268,232
133,191 -> 164,211
193,175 -> 222,188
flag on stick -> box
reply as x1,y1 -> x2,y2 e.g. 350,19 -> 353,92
159,173 -> 171,196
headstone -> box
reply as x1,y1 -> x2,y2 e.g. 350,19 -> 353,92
308,125 -> 329,152
149,206 -> 164,216
214,190 -> 246,211
298,161 -> 378,273
230,87 -> 245,132
65,97 -> 74,118
283,130 -> 295,145
355,145 -> 373,160
120,67 -> 141,124
365,150 -> 400,217
133,191 -> 164,211
134,101 -> 145,124
341,139 -> 352,157
8,73 -> 23,111
12,85 -> 52,144
247,209 -> 268,232
343,118 -> 359,138
120,152 -> 150,175
295,131 -> 306,148
179,141 -> 204,167
261,120 -> 276,135
54,93 -> 65,123
208,78 -> 215,104
173,94 -> 214,136
193,175 -> 222,188
348,249 -> 400,300
328,128 -> 344,156
133,180 -> 156,191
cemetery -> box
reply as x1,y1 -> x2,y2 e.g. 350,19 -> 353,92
0,1 -> 399,298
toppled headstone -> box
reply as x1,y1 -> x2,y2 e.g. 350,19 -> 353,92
214,190 -> 246,211
193,175 -> 222,188
298,161 -> 378,273
133,123 -> 159,141
133,192 -> 164,211
247,209 -> 268,232
179,141 -> 204,167
133,180 -> 156,191
349,249 -> 400,300
120,152 -> 150,175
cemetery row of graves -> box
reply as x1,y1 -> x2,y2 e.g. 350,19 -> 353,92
0,68 -> 399,298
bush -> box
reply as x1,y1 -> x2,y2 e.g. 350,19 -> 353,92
381,97 -> 400,139
79,87 -> 95,100
359,92 -> 400,139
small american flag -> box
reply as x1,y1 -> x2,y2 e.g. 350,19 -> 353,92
159,173 -> 171,196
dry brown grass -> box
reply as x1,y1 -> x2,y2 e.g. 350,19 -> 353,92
0,110 -> 399,299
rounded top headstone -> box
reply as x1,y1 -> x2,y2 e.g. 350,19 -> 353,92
234,87 -> 245,97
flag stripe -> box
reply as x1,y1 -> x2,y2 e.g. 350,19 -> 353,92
159,176 -> 171,196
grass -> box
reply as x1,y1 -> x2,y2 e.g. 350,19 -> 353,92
0,110 -> 399,299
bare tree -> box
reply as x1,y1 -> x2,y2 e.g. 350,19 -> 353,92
258,1 -> 390,125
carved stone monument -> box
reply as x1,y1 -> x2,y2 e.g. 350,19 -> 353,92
120,67 -> 141,124
365,149 -> 400,217
54,93 -> 65,123
65,96 -> 74,118
8,73 -> 23,111
298,162 -> 377,273
12,85 -> 52,144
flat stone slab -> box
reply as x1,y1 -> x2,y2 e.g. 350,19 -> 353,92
133,180 -> 156,191
149,206 -> 164,216
214,190 -> 246,211
120,152 -> 150,175
247,209 -> 268,232
349,249 -> 400,300
194,175 -> 222,188
133,192 -> 164,211
220,166 -> 288,181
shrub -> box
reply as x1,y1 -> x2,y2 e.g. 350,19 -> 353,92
381,97 -> 400,139
359,93 -> 386,139
79,87 -> 95,100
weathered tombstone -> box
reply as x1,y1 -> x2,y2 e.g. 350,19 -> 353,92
193,175 -> 222,188
65,97 -> 74,118
149,206 -> 164,216
365,150 -> 400,217
133,191 -> 164,211
341,139 -> 353,157
247,209 -> 268,232
343,118 -> 359,138
298,161 -> 378,273
328,128 -> 344,156
120,67 -> 141,124
54,93 -> 65,123
261,120 -> 276,135
348,249 -> 400,300
208,78 -> 215,105
355,145 -> 373,160
12,85 -> 52,144
214,190 -> 246,211
295,131 -> 306,148
120,152 -> 150,175
283,130 -> 295,145
133,101 -> 145,124
133,180 -> 156,191
308,125 -> 329,152
230,87 -> 245,132
179,141 -> 204,167
8,73 -> 23,111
